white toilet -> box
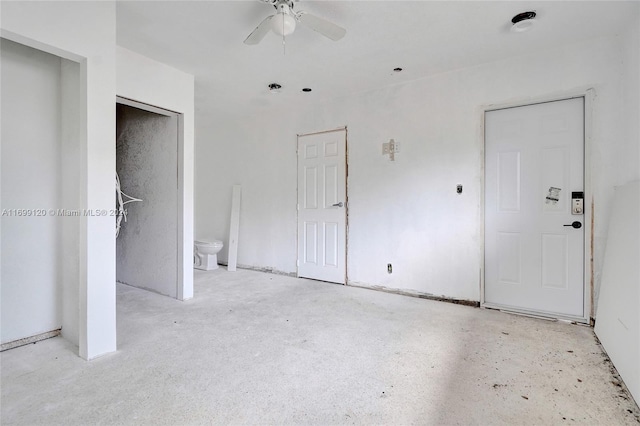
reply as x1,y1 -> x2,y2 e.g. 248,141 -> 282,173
194,240 -> 224,271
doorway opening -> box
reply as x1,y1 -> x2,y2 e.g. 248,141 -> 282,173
1,38 -> 81,351
116,98 -> 183,299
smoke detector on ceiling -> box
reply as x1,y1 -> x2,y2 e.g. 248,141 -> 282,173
511,11 -> 537,33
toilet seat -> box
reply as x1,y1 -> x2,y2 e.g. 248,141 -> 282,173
195,240 -> 223,248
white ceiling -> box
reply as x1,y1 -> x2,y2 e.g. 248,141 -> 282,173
116,1 -> 639,116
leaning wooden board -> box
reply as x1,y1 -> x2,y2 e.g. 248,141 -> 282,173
227,185 -> 241,272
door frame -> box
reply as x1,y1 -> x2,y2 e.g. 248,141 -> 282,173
116,96 -> 187,301
479,89 -> 594,324
295,126 -> 349,284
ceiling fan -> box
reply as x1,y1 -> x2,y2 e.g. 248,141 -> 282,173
244,0 -> 346,45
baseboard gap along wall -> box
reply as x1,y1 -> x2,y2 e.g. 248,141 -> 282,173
116,280 -> 175,298
347,281 -> 480,307
216,263 -> 481,306
217,262 -> 297,278
1,329 -> 61,352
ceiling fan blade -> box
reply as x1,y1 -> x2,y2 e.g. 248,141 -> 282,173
244,15 -> 274,45
296,11 -> 346,41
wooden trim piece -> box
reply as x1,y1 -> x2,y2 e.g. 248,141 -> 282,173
297,125 -> 347,138
227,185 -> 242,272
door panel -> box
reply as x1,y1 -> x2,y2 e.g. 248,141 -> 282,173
304,166 -> 318,209
497,232 -> 521,284
325,164 -> 338,207
541,233 -> 568,289
304,222 -> 318,264
485,98 -> 584,318
497,151 -> 521,212
324,222 -> 339,267
297,130 -> 346,284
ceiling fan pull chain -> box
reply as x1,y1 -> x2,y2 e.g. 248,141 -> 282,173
282,31 -> 286,55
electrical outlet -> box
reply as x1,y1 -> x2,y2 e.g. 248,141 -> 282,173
382,142 -> 390,155
457,184 -> 463,194
387,263 -> 392,274
393,142 -> 400,153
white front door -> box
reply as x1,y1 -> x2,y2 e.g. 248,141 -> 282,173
297,129 -> 347,284
484,98 -> 585,318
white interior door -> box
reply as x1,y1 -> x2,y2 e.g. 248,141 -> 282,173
484,98 -> 585,318
297,129 -> 346,284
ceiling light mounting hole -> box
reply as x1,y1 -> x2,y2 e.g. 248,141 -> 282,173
302,88 -> 312,92
268,83 -> 282,92
510,11 -> 536,33
393,67 -> 403,72
511,11 -> 536,24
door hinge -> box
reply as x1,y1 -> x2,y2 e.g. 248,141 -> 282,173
296,259 -> 299,267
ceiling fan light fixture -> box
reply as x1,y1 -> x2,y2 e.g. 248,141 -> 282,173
244,0 -> 346,45
271,5 -> 296,36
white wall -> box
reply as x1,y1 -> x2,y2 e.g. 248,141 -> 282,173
116,105 -> 179,298
594,16 -> 640,406
2,1 -> 117,359
196,34 -> 632,304
1,39 -> 62,344
195,115 -> 297,274
116,46 -> 195,300
595,181 -> 640,404
60,59 -> 82,346
620,13 -> 640,185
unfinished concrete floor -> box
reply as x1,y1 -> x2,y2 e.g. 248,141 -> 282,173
2,268 -> 639,425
